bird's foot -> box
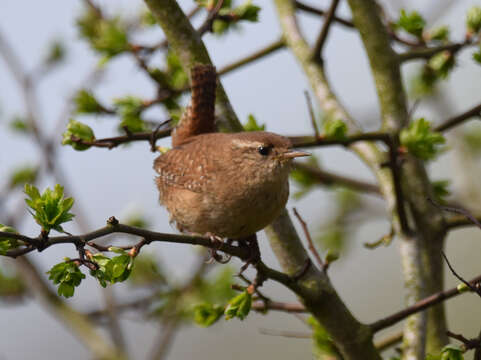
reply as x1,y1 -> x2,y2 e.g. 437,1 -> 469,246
205,233 -> 232,264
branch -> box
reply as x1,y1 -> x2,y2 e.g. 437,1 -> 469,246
292,208 -> 325,270
370,274 -> 481,332
1,218 -> 250,261
144,0 -> 242,132
69,127 -> 172,151
218,38 -> 285,76
398,40 -> 474,63
435,103 -> 481,132
293,163 -> 381,195
294,1 -> 354,28
311,0 -> 341,63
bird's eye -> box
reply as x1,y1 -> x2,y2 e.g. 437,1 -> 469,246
257,145 -> 271,156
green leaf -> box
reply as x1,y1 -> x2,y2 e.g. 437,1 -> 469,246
24,184 -> 75,233
428,51 -> 455,78
0,267 -> 25,298
89,251 -> 134,286
400,118 -> 446,160
9,116 -> 29,133
397,9 -> 426,38
74,89 -> 103,114
431,179 -> 450,203
140,8 -> 157,27
166,51 -> 188,89
427,26 -> 450,42
323,118 -> 347,140
440,344 -> 464,360
45,40 -> 66,65
62,119 -> 96,151
467,6 -> 481,33
243,114 -> 265,132
224,290 -> 252,320
114,96 -> 146,133
47,260 -> 86,298
307,316 -> 338,357
77,9 -> 129,59
9,166 -> 38,189
193,303 -> 224,327
0,224 -> 18,256
232,1 -> 261,22
473,50 -> 481,65
410,65 -> 438,98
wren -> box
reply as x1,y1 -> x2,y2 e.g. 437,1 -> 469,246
154,65 -> 308,239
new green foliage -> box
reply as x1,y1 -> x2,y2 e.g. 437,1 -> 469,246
466,6 -> 481,33
224,290 -> 252,320
400,118 -> 445,160
89,248 -> 134,287
196,0 -> 260,35
243,114 -> 265,132
74,89 -> 103,114
307,316 -> 338,358
193,303 -> 224,327
0,224 -> 18,255
323,118 -> 347,140
24,184 -> 75,233
396,9 -> 426,38
62,119 -> 96,151
9,166 -> 38,189
77,8 -> 129,59
426,344 -> 464,360
47,260 -> 86,298
114,96 -> 146,133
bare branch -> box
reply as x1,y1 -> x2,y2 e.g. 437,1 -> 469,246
370,274 -> 481,332
435,103 -> 481,132
311,0 -> 341,63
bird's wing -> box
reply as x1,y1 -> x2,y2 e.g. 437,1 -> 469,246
153,145 -> 214,194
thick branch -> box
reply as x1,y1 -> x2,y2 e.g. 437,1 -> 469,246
347,0 -> 448,355
144,0 -> 242,132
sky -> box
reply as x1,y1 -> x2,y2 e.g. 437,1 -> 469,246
1,0 -> 481,359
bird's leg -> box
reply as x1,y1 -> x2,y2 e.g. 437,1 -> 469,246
237,234 -> 261,275
205,233 -> 232,264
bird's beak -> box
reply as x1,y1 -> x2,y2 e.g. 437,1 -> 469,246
281,149 -> 311,159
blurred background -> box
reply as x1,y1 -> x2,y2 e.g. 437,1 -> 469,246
1,0 -> 481,359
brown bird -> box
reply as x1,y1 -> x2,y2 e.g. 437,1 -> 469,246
154,65 -> 308,240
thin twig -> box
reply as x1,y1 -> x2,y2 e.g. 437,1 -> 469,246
435,103 -> 481,132
428,197 -> 481,230
293,163 -> 381,195
292,208 -> 324,271
69,128 -> 172,151
441,251 -> 481,298
398,40 -> 473,63
259,328 -> 311,339
218,38 -> 285,76
294,1 -> 354,28
303,91 -> 319,138
311,0 -> 340,63
370,273 -> 481,332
